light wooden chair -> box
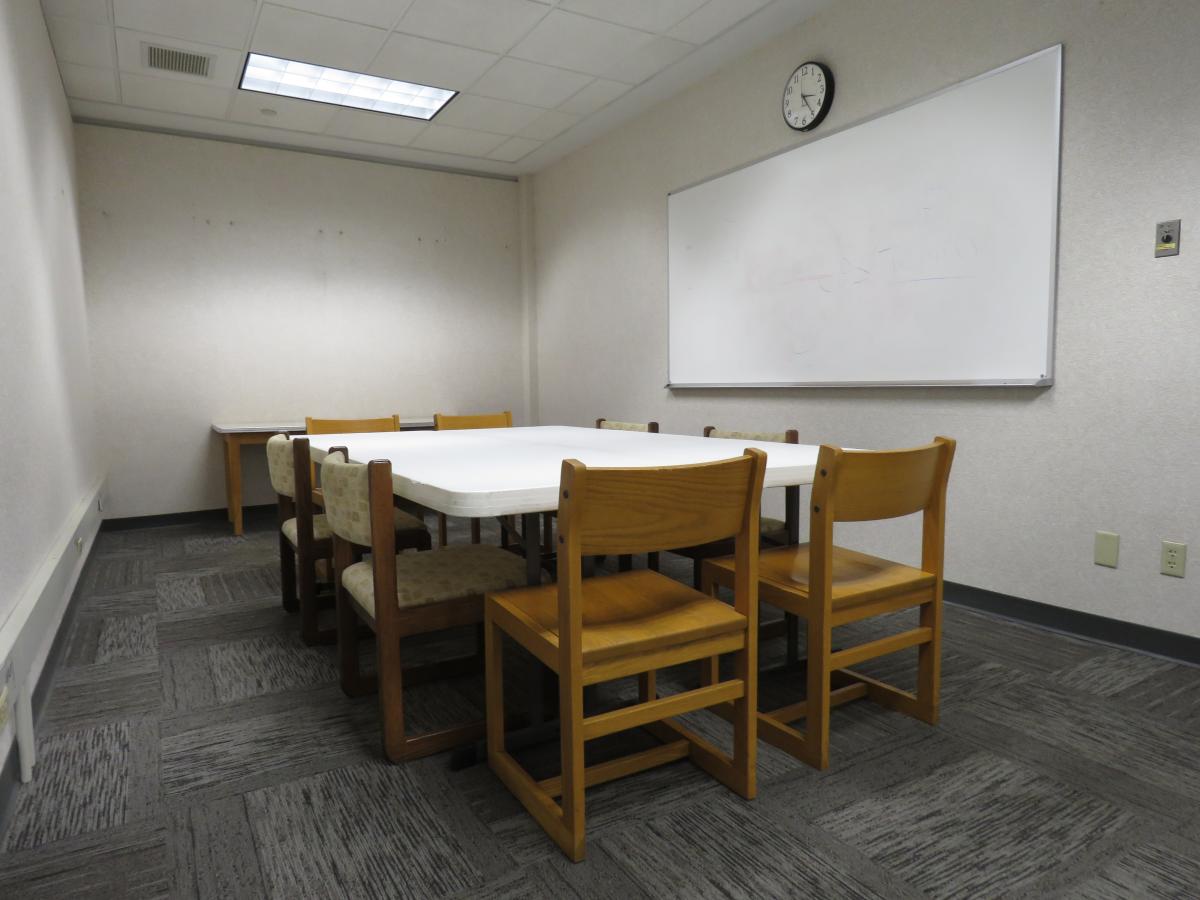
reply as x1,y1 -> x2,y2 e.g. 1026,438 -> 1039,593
322,447 -> 528,762
485,448 -> 767,861
305,415 -> 401,434
266,435 -> 430,645
433,411 -> 514,547
702,436 -> 956,770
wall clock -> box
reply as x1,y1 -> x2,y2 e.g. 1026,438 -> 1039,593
783,61 -> 834,131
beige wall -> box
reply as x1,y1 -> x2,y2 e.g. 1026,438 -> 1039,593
0,0 -> 100,626
77,126 -> 524,518
531,0 -> 1200,637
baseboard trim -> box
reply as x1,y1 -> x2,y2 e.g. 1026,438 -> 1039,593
101,504 -> 275,532
0,480 -> 104,838
945,581 -> 1200,666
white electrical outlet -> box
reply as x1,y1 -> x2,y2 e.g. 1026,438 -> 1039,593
1094,531 -> 1119,568
1161,541 -> 1187,578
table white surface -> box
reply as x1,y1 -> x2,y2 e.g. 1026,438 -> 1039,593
306,426 -> 820,518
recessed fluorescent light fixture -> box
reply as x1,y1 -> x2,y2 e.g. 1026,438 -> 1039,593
239,53 -> 456,120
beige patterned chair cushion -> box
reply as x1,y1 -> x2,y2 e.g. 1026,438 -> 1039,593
281,508 -> 426,546
599,420 -> 651,432
320,453 -> 373,546
708,428 -> 791,443
341,544 -> 528,617
265,434 -> 295,498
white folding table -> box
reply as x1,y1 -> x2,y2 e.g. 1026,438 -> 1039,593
307,425 -> 821,586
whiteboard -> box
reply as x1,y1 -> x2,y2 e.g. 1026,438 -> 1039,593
667,46 -> 1062,387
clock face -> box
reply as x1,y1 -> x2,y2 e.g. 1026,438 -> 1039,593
783,62 -> 834,131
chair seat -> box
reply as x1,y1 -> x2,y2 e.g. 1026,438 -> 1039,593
343,544 -> 527,617
282,508 -> 426,547
707,543 -> 935,608
488,570 -> 746,668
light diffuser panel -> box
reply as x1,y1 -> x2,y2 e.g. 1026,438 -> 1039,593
239,53 -> 456,120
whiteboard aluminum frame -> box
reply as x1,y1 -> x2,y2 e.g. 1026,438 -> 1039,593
666,44 -> 1063,390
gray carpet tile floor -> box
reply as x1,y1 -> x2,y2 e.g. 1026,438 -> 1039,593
2,512 -> 1199,899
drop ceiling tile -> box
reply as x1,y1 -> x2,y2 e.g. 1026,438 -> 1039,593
119,72 -> 233,117
557,77 -> 628,116
228,91 -> 338,132
45,16 -> 116,68
601,36 -> 694,84
59,62 -> 119,103
113,0 -> 256,50
252,4 -> 388,71
268,0 -> 413,30
559,0 -> 708,34
410,124 -> 506,157
487,136 -> 541,163
471,58 -> 592,109
325,108 -> 428,145
434,94 -> 544,136
114,29 -> 246,87
41,0 -> 110,25
667,0 -> 770,45
369,33 -> 497,91
509,10 -> 655,78
517,108 -> 578,141
395,0 -> 549,54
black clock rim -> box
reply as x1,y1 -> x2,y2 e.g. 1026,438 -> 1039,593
783,60 -> 835,132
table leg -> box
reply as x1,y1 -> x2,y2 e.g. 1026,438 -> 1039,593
228,436 -> 245,536
222,436 -> 233,522
785,485 -> 801,665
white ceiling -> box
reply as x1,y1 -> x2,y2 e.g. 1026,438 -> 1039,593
43,0 -> 833,178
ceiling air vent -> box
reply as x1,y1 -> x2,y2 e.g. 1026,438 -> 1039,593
144,44 -> 212,78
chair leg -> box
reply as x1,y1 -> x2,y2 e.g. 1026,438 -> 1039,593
298,551 -> 321,645
377,625 -> 407,763
279,535 -> 298,613
618,554 -> 632,572
470,518 -> 481,544
785,613 -> 800,665
731,636 -> 757,799
638,670 -> 657,702
485,611 -> 505,759
337,585 -> 371,697
559,674 -> 586,862
692,557 -> 703,590
438,513 -> 448,547
805,612 -> 832,770
916,596 -> 942,725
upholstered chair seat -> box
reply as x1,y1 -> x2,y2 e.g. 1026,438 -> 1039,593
341,544 -> 527,617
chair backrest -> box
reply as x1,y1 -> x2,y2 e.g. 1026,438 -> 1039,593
265,434 -> 295,498
434,411 -> 512,430
703,426 -> 798,444
559,451 -> 766,557
319,449 -> 377,548
596,418 -> 659,433
810,436 -> 956,577
305,415 -> 401,435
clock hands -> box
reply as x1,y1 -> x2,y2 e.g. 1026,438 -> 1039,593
800,93 -> 815,115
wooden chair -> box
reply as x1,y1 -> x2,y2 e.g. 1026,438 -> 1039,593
701,436 -> 956,770
305,415 -> 401,434
433,411 -> 514,547
485,448 -> 767,861
266,435 -> 431,645
322,448 -> 529,762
